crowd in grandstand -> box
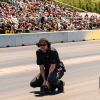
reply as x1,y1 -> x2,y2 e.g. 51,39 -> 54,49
0,0 -> 100,32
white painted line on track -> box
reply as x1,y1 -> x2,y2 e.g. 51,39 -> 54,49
63,54 -> 100,66
0,55 -> 100,77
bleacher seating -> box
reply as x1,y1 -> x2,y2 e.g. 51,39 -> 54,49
0,0 -> 100,34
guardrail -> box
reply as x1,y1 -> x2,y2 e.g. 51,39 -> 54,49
0,30 -> 100,48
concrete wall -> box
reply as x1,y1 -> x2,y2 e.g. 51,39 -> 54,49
36,31 -> 68,43
0,30 -> 100,48
67,30 -> 100,42
67,30 -> 86,42
0,34 -> 16,47
15,31 -> 69,46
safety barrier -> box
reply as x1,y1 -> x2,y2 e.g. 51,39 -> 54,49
0,30 -> 100,48
67,30 -> 100,42
0,34 -> 16,47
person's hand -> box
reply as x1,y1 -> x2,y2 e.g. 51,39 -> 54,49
45,81 -> 50,89
43,80 -> 46,86
43,80 -> 50,89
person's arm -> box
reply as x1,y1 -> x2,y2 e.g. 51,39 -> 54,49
40,65 -> 50,88
48,50 -> 58,77
36,50 -> 46,83
48,64 -> 56,77
39,65 -> 46,82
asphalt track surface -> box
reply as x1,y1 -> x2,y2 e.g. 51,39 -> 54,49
0,40 -> 100,100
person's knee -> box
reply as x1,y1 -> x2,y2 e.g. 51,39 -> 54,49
30,81 -> 37,88
48,77 -> 55,84
48,75 -> 61,87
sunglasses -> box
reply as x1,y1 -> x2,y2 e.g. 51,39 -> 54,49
39,44 -> 46,47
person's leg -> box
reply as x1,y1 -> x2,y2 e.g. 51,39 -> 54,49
47,70 -> 64,92
30,73 -> 43,88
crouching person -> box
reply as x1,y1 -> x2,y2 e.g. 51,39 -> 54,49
30,38 -> 66,93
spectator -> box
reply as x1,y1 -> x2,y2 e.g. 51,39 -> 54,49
0,0 -> 99,33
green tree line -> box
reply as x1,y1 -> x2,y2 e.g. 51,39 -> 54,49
58,0 -> 100,14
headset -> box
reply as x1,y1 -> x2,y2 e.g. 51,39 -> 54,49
36,38 -> 51,48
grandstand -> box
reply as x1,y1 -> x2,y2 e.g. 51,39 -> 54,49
0,0 -> 100,33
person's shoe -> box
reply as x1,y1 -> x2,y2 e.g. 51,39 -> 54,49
51,86 -> 56,91
58,80 -> 65,93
